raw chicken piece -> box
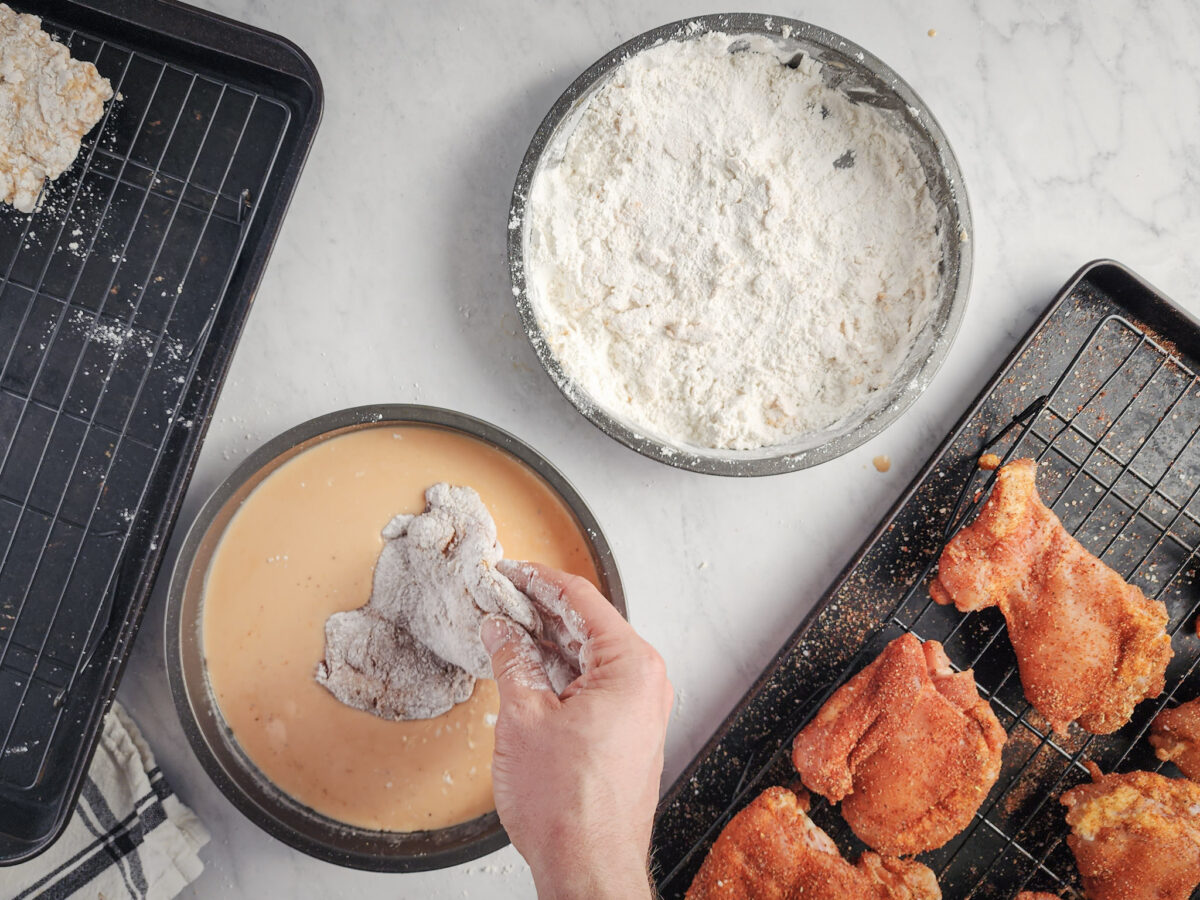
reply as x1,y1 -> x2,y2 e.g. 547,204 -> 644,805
685,786 -> 940,900
1062,764 -> 1200,900
930,458 -> 1171,734
367,483 -> 540,678
791,633 -> 1006,855
1150,698 -> 1200,781
316,607 -> 474,720
318,484 -> 578,720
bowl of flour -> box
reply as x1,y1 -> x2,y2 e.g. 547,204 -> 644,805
509,14 -> 971,475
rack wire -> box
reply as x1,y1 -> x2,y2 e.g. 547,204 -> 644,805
656,311 -> 1200,898
0,14 -> 290,791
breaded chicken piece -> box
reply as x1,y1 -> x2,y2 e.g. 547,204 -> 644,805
1062,764 -> 1200,900
685,787 -> 940,900
1015,894 -> 1060,900
1150,698 -> 1200,781
0,4 -> 113,212
930,458 -> 1171,735
791,633 -> 1006,856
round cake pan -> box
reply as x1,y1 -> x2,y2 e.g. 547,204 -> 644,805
164,404 -> 625,872
508,13 -> 973,476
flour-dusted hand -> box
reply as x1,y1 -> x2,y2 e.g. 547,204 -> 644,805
483,561 -> 673,900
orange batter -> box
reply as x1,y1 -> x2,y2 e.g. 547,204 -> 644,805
201,424 -> 600,831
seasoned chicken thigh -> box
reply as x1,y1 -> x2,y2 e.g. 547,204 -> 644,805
1150,698 -> 1200,781
1062,764 -> 1200,900
685,787 -> 940,900
931,458 -> 1171,734
791,633 -> 1006,855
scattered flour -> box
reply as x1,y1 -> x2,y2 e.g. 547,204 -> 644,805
526,31 -> 942,450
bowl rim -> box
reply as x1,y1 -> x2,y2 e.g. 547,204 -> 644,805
164,404 -> 625,872
507,12 -> 974,476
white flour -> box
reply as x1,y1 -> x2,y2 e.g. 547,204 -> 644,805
525,31 -> 942,450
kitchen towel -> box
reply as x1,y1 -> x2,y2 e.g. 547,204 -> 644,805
3,702 -> 209,900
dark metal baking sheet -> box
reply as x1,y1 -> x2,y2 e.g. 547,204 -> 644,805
652,260 -> 1200,898
0,0 -> 321,864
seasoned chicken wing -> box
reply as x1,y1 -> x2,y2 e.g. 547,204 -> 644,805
930,458 -> 1171,734
1062,764 -> 1200,900
1150,698 -> 1200,781
791,633 -> 1006,855
685,786 -> 940,900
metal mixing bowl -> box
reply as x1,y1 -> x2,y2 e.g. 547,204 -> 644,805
508,13 -> 972,476
164,405 -> 624,871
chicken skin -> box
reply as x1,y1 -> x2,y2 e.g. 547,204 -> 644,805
930,458 -> 1171,735
1150,698 -> 1200,781
1061,764 -> 1200,900
791,634 -> 1006,855
685,787 -> 941,900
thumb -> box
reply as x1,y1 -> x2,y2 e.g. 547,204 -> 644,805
480,615 -> 555,704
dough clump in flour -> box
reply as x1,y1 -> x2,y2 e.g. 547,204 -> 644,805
317,483 -> 579,720
0,4 -> 113,212
524,30 -> 943,450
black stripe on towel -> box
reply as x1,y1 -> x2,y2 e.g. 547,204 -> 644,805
12,782 -> 164,900
83,777 -> 149,898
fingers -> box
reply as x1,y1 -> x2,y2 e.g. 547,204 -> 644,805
498,562 -> 672,709
480,615 -> 557,705
497,560 -> 628,643
537,638 -> 581,694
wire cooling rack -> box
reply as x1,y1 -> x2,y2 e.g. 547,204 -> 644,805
0,18 -> 286,786
652,263 -> 1200,899
0,0 -> 320,863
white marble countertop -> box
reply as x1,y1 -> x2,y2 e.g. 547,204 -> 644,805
112,1 -> 1200,897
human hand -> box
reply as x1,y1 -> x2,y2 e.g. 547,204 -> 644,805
482,561 -> 673,900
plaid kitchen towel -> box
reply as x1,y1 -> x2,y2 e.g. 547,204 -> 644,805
2,702 -> 209,900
